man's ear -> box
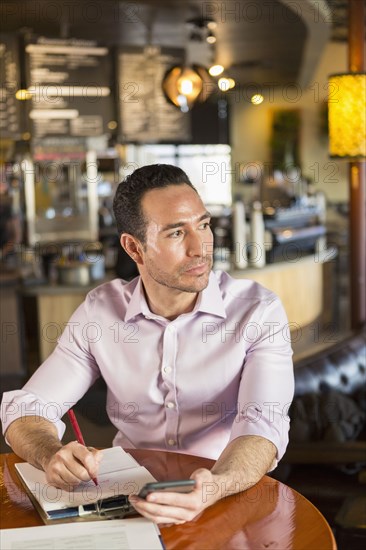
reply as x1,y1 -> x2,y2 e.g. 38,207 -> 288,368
120,234 -> 144,266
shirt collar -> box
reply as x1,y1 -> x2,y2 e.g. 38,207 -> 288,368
124,277 -> 146,322
193,271 -> 227,318
124,271 -> 227,322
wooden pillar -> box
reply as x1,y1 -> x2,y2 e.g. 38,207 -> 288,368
348,0 -> 366,329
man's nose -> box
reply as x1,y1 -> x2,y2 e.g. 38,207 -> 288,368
186,231 -> 204,257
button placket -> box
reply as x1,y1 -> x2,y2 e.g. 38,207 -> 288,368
162,324 -> 180,448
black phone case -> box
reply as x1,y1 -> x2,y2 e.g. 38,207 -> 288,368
138,480 -> 196,499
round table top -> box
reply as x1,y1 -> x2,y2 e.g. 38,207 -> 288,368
0,449 -> 336,549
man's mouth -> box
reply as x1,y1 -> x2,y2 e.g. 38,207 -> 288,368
184,260 -> 210,275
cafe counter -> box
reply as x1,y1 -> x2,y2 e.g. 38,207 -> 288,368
231,247 -> 337,329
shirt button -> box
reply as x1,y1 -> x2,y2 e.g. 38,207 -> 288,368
164,366 -> 172,374
168,439 -> 176,446
166,401 -> 175,409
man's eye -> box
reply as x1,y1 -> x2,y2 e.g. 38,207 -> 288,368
200,222 -> 211,230
170,230 -> 183,238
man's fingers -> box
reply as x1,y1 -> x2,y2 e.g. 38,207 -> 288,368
131,502 -> 191,524
129,495 -> 200,524
55,446 -> 94,481
146,491 -> 200,509
129,468 -> 216,525
44,442 -> 102,488
45,457 -> 85,489
87,447 -> 104,464
67,442 -> 101,479
46,469 -> 81,490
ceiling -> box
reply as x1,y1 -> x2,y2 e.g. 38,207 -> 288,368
0,0 -> 338,87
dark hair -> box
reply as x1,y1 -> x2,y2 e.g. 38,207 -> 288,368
113,164 -> 197,242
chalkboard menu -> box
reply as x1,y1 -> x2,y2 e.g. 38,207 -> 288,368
32,137 -> 86,161
0,34 -> 21,140
118,46 -> 191,143
25,36 -> 114,138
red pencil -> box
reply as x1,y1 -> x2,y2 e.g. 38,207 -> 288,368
67,409 -> 98,486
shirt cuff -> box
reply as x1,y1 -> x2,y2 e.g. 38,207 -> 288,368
228,411 -> 290,465
1,390 -> 67,444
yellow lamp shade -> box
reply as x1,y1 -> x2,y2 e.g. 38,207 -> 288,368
328,73 -> 366,158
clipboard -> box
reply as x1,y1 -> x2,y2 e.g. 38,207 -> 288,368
18,488 -> 137,524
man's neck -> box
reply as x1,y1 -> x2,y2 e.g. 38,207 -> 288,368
141,280 -> 198,321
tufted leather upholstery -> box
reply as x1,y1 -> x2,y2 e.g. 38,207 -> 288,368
283,330 -> 366,465
276,334 -> 366,543
293,331 -> 366,397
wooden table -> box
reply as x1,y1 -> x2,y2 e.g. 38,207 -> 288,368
0,450 -> 336,549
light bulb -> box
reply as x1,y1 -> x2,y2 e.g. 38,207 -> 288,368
218,78 -> 231,91
251,94 -> 264,105
178,78 -> 194,95
209,64 -> 224,76
15,89 -> 32,100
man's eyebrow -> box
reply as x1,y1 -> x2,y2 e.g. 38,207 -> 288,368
161,211 -> 211,232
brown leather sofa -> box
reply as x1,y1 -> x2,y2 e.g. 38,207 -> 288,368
277,331 -> 366,548
285,330 -> 366,466
293,331 -> 366,398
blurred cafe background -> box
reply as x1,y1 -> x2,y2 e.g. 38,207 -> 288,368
0,1 -> 365,547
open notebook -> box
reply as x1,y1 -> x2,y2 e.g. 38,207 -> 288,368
15,447 -> 156,522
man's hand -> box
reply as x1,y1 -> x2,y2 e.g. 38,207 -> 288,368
43,442 -> 103,490
129,436 -> 277,525
129,468 -> 220,524
5,417 -> 103,491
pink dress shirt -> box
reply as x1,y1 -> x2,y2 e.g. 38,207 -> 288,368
1,271 -> 294,461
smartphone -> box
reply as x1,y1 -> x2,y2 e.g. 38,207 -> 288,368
138,480 -> 196,499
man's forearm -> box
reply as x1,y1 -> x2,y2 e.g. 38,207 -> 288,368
6,416 -> 102,490
5,416 -> 62,471
130,434 -> 277,523
211,435 -> 277,499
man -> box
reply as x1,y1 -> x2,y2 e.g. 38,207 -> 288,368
1,164 -> 294,524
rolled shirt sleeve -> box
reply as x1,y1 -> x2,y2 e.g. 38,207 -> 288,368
228,297 -> 294,462
1,297 -> 100,440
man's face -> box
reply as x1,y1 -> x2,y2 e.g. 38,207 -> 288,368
139,184 -> 213,293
